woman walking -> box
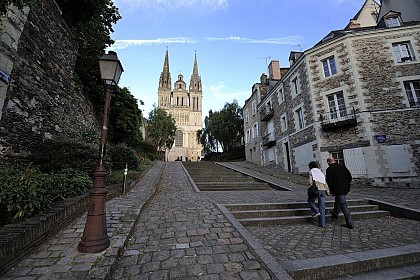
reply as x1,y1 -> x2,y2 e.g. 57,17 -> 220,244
308,161 -> 329,227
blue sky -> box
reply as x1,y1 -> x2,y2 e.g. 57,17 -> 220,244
109,0 -> 369,123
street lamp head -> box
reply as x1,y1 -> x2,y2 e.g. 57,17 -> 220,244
99,51 -> 124,86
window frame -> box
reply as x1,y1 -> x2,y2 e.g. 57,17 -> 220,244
291,76 -> 301,97
280,113 -> 288,132
294,105 -> 305,131
392,41 -> 416,63
277,86 -> 285,104
327,91 -> 348,121
251,100 -> 257,116
385,16 -> 401,28
322,56 -> 337,78
403,80 -> 420,107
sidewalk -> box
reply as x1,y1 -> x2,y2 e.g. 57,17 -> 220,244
0,161 -> 165,280
1,161 -> 419,279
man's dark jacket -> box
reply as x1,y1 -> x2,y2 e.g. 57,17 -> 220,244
326,163 -> 352,195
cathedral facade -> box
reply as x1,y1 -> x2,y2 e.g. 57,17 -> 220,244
157,50 -> 203,161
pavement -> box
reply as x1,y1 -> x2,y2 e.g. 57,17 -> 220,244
1,161 -> 420,279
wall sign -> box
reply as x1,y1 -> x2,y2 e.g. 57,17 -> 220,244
375,135 -> 387,143
0,70 -> 11,85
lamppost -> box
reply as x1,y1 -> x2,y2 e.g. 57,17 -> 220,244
78,51 -> 123,253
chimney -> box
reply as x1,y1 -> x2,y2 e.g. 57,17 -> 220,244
260,73 -> 268,85
268,60 -> 281,80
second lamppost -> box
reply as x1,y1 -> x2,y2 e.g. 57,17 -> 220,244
78,51 -> 123,253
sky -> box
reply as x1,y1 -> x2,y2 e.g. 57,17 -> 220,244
108,0 -> 370,124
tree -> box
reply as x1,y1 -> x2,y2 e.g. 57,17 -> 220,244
147,107 -> 177,157
199,100 -> 244,153
108,87 -> 143,147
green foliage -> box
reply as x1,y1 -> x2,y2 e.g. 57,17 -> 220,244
147,107 -> 177,152
200,100 -> 244,153
137,140 -> 157,159
108,144 -> 140,171
0,165 -> 91,222
31,138 -> 99,174
109,87 -> 143,147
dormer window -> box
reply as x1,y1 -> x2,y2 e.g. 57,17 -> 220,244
386,17 -> 401,27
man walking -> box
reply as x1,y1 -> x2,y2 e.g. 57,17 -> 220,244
326,156 -> 354,229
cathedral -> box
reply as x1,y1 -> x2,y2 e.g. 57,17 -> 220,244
157,50 -> 203,161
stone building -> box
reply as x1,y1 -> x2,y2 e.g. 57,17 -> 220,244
247,0 -> 420,187
157,50 -> 203,161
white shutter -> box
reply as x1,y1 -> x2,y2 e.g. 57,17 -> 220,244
386,145 -> 410,173
343,147 -> 367,175
294,143 -> 313,173
268,147 -> 275,162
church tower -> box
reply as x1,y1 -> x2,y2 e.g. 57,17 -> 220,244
157,50 -> 203,161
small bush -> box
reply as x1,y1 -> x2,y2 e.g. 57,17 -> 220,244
31,139 -> 98,174
0,165 -> 92,223
108,144 -> 140,171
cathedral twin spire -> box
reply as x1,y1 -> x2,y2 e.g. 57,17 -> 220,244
158,49 -> 202,93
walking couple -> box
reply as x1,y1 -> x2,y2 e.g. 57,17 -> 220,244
307,156 -> 354,229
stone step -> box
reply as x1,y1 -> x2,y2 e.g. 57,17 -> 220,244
282,243 -> 420,280
231,204 -> 380,219
238,210 -> 390,226
329,263 -> 420,280
225,199 -> 370,211
183,161 -> 273,191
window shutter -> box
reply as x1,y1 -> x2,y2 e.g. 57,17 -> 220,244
343,147 -> 367,175
294,143 -> 313,173
386,145 -> 410,173
268,147 -> 275,162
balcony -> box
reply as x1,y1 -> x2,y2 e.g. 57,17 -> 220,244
260,107 -> 274,122
262,132 -> 276,148
320,107 -> 357,131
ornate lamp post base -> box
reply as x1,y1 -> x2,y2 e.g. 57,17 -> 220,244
78,167 -> 110,253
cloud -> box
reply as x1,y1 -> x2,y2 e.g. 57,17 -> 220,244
115,0 -> 229,11
206,36 -> 304,45
109,37 -> 198,50
110,36 -> 303,50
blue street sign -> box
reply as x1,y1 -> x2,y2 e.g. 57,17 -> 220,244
0,70 -> 11,85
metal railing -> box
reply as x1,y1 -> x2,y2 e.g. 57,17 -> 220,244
320,107 -> 357,130
260,107 -> 274,121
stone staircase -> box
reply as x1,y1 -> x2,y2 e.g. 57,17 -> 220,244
282,243 -> 420,280
225,199 -> 390,226
183,161 -> 273,191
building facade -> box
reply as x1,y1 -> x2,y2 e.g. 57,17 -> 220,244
247,0 -> 420,187
157,50 -> 203,161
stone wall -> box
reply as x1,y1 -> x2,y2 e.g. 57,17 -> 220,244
0,0 -> 98,160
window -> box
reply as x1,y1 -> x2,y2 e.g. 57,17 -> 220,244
280,114 -> 287,132
252,122 -> 258,139
322,56 -> 337,77
404,80 -> 420,107
330,151 -> 344,165
175,130 -> 183,147
392,42 -> 415,63
327,92 -> 347,120
245,109 -> 249,123
292,77 -> 300,96
251,100 -> 257,116
246,129 -> 250,144
386,17 -> 401,27
295,107 -> 305,130
278,87 -> 285,103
